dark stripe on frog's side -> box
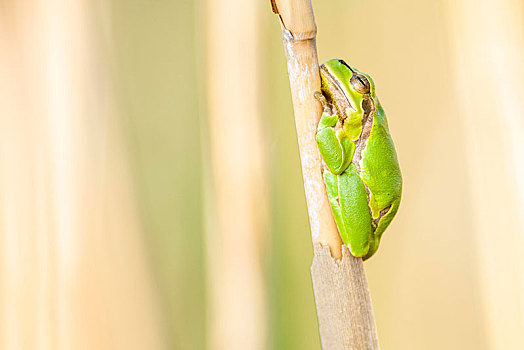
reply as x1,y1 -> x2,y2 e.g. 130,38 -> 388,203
360,100 -> 402,235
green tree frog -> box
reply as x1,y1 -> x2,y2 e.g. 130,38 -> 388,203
315,59 -> 402,260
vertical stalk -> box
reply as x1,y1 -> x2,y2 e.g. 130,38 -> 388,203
271,0 -> 379,348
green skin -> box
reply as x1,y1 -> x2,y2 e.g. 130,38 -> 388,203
316,59 -> 402,260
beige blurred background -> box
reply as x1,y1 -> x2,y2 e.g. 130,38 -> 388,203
1,0 -> 524,349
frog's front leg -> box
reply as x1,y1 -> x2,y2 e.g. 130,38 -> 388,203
316,111 -> 355,175
317,112 -> 373,256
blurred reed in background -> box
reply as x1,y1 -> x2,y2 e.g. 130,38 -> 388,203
1,0 -> 524,349
205,0 -> 267,349
0,1 -> 165,348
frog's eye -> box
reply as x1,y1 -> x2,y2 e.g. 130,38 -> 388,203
350,74 -> 370,94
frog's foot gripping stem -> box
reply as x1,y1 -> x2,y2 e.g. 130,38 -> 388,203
314,91 -> 327,106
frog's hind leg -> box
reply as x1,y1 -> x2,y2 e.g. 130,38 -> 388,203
374,201 -> 400,239
323,171 -> 349,245
361,200 -> 400,260
337,164 -> 373,257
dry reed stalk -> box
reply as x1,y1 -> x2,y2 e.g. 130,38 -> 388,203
271,0 -> 379,348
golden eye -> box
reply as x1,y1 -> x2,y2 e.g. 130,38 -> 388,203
350,74 -> 370,94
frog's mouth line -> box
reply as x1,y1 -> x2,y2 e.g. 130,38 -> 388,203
319,65 -> 354,120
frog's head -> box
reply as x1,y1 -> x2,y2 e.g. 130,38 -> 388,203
319,59 -> 375,122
